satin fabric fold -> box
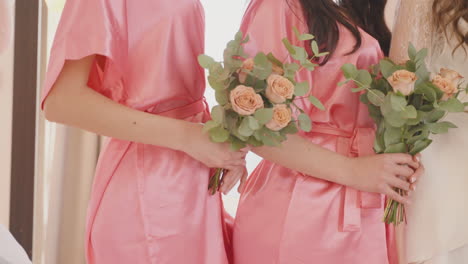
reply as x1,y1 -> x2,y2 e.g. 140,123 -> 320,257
232,0 -> 390,263
41,0 -> 232,263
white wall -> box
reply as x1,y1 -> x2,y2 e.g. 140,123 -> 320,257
200,0 -> 262,216
0,0 -> 15,228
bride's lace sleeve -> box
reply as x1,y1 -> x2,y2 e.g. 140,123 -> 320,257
389,0 -> 435,63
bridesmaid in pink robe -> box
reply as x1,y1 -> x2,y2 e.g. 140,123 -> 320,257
41,0 -> 246,263
232,0 -> 424,263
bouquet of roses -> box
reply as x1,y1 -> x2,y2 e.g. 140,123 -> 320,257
198,29 -> 327,194
340,43 -> 467,224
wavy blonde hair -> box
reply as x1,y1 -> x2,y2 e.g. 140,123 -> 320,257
433,0 -> 468,53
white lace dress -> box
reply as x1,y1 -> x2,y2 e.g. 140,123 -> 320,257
390,1 -> 468,264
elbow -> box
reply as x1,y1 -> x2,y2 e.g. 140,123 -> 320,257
43,91 -> 66,123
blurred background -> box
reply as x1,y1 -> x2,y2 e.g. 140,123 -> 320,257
0,0 -> 398,263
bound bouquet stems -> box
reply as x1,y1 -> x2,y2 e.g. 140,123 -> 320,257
341,43 -> 467,225
208,168 -> 224,195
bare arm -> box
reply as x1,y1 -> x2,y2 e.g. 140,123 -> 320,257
251,134 -> 424,204
44,55 -> 245,170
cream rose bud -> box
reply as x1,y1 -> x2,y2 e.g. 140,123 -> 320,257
440,68 -> 463,87
230,85 -> 264,116
272,63 -> 285,75
265,104 -> 292,131
388,70 -> 418,96
432,75 -> 458,100
266,75 -> 295,104
238,58 -> 255,83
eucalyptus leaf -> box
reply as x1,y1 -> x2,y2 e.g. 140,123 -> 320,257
281,121 -> 299,134
316,52 -> 330,57
253,79 -> 267,92
230,137 -> 247,151
384,126 -> 402,146
254,52 -> 270,68
311,40 -> 319,55
298,113 -> 312,132
292,46 -> 308,63
247,136 -> 264,147
427,121 -> 457,134
402,105 -> 417,119
208,76 -> 225,91
247,116 -> 260,130
198,54 -> 216,69
211,105 -> 225,123
405,60 -> 416,72
409,139 -> 432,155
424,109 -> 445,122
384,143 -> 407,153
355,70 -> 372,86
215,90 -> 229,105
262,135 -> 281,147
380,59 -> 397,78
367,89 -> 385,106
415,64 -> 431,85
415,83 -> 437,102
299,33 -> 315,41
415,48 -> 428,63
253,52 -> 273,80
294,82 -> 310,96
338,80 -> 350,87
351,85 -> 369,93
384,111 -> 407,127
238,118 -> 254,137
301,60 -> 318,71
309,95 -> 325,110
282,38 -> 296,55
267,52 -> 283,67
438,98 -> 465,112
293,26 -> 301,40
209,126 -> 230,143
241,34 -> 250,44
203,120 -> 220,133
390,93 -> 407,111
374,136 -> 385,154
368,104 -> 383,123
342,63 -> 358,79
408,42 -> 417,60
406,128 -> 429,145
254,108 -> 274,125
258,127 -> 282,147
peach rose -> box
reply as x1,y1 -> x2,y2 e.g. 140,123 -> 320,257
440,68 -> 463,88
230,85 -> 264,116
272,63 -> 285,75
432,75 -> 458,100
265,104 -> 292,131
266,75 -> 295,104
388,70 -> 418,96
238,58 -> 255,83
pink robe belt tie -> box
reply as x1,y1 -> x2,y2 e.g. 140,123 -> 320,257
148,97 -> 210,121
309,126 -> 381,232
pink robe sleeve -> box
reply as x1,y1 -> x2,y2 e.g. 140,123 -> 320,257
240,0 -> 307,61
41,0 -> 127,109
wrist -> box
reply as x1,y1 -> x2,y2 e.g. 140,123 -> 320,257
173,122 -> 201,152
339,156 -> 357,187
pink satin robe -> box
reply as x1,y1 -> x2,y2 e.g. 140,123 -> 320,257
41,0 -> 232,263
232,0 -> 392,263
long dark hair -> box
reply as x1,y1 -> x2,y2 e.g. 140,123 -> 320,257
294,0 -> 391,64
433,0 -> 468,54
